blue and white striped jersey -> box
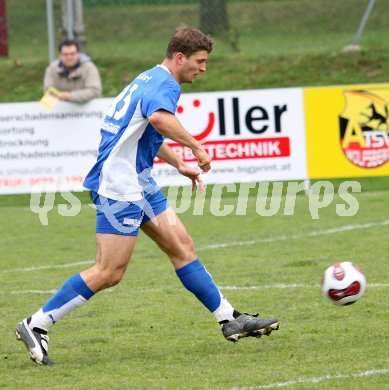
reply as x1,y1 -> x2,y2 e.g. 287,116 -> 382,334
83,65 -> 180,201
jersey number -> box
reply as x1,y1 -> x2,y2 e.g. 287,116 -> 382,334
106,83 -> 139,121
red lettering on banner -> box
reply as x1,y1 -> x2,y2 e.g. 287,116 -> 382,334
155,137 -> 290,163
29,177 -> 54,186
66,175 -> 85,184
0,178 -> 24,187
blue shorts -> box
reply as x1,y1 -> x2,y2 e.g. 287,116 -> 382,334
91,189 -> 168,236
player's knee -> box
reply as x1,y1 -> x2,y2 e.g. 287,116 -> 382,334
97,267 -> 125,289
106,270 -> 124,287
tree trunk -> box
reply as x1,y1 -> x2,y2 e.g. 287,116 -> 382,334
200,0 -> 229,35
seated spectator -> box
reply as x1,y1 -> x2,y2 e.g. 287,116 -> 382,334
43,39 -> 102,103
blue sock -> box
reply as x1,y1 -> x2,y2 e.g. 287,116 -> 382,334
176,259 -> 221,312
29,274 -> 94,331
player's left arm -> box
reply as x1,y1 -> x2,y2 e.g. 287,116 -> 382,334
149,110 -> 211,173
156,143 -> 204,192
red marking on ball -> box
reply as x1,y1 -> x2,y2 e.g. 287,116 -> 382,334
333,263 -> 345,281
328,281 -> 361,301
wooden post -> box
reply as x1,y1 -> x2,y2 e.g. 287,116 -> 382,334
0,0 -> 9,57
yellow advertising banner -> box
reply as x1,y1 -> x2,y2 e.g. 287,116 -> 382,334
304,83 -> 389,179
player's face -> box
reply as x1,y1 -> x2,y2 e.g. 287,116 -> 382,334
179,50 -> 208,84
59,45 -> 80,69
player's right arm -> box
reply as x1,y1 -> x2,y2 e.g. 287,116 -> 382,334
149,109 -> 211,172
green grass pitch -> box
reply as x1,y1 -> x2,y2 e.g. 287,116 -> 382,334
1,180 -> 389,389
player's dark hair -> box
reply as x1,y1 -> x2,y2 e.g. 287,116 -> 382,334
58,39 -> 80,52
166,27 -> 213,58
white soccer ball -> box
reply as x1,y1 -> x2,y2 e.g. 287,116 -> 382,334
321,261 -> 366,305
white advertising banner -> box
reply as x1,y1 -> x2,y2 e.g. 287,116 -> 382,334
0,87 -> 307,195
0,99 -> 111,194
152,88 -> 307,187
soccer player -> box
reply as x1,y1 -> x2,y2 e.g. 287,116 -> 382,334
16,27 -> 280,365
